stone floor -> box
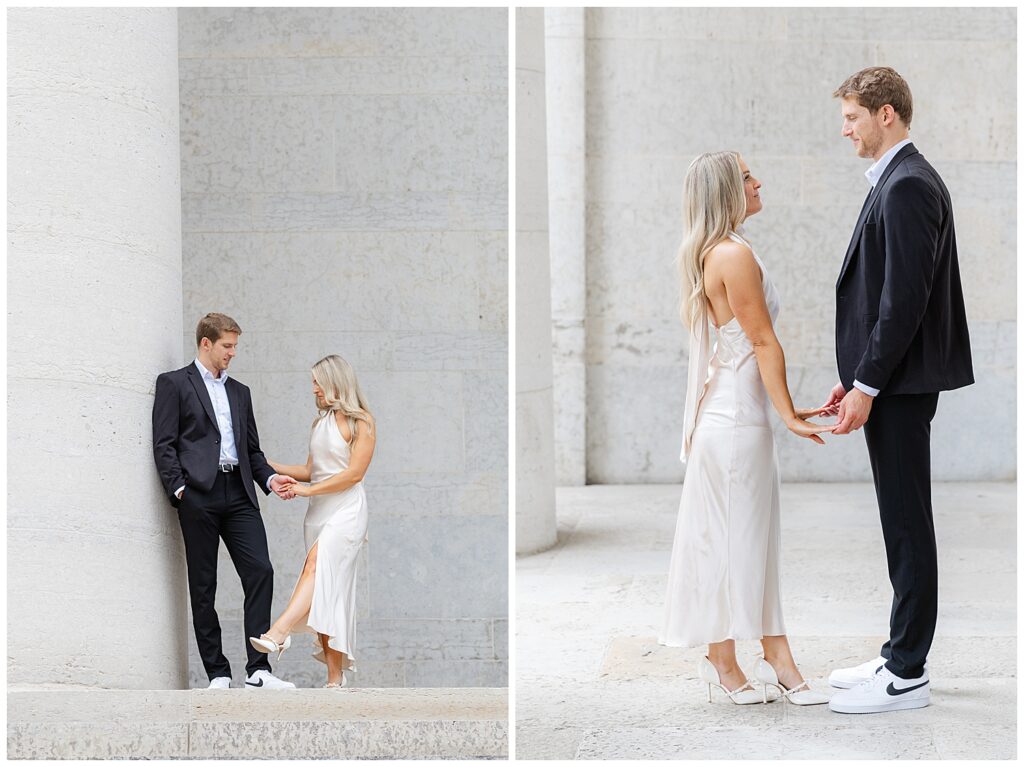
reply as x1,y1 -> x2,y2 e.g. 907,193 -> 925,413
515,482 -> 1016,760
8,687 -> 507,759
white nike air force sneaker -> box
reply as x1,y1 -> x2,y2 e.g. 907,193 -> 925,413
207,676 -> 231,689
828,666 -> 930,714
245,670 -> 296,689
828,656 -> 887,689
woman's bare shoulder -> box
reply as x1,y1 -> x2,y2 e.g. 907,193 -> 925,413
704,238 -> 755,276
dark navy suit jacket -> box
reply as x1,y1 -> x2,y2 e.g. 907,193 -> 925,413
836,143 -> 974,396
152,363 -> 274,509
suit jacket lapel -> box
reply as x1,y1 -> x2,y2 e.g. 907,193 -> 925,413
226,379 -> 243,451
837,189 -> 876,286
187,365 -> 220,433
837,142 -> 918,287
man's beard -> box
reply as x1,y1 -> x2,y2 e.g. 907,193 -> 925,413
860,133 -> 881,157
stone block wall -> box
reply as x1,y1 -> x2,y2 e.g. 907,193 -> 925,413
177,7 -> 508,687
8,7 -> 189,690
554,7 -> 1015,483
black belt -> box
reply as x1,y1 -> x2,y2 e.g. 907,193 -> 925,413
218,463 -> 238,473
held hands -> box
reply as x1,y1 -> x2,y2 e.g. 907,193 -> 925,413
819,381 -> 847,417
832,387 -> 873,434
788,382 -> 847,444
271,474 -> 311,500
787,380 -> 874,443
795,382 -> 845,420
270,474 -> 299,500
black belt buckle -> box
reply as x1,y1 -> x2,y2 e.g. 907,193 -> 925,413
219,463 -> 237,473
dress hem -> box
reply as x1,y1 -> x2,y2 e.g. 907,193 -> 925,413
658,630 -> 787,650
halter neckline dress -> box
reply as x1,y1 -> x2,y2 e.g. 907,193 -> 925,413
661,230 -> 787,648
286,411 -> 369,671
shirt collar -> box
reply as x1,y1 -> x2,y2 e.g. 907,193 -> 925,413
194,358 -> 228,384
865,138 -> 913,188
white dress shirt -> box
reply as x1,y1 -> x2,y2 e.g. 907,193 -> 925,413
852,137 -> 913,398
196,358 -> 239,465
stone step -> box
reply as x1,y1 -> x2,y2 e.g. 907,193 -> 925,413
8,687 -> 508,759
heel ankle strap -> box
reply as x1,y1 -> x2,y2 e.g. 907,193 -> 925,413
784,680 -> 810,696
726,680 -> 757,700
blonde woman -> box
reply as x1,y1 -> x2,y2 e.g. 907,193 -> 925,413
249,355 -> 375,688
659,152 -> 832,706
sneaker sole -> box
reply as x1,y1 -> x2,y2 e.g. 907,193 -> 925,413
829,696 -> 930,714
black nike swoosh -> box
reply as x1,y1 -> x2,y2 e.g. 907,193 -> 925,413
887,680 -> 928,696
246,678 -> 264,687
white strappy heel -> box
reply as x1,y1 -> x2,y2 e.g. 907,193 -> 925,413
249,633 -> 292,660
754,657 -> 829,705
698,656 -> 763,705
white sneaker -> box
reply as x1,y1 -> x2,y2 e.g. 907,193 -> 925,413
828,656 -> 887,689
244,669 -> 296,689
207,676 -> 231,689
828,666 -> 930,714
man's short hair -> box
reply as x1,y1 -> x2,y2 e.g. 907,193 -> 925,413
196,312 -> 242,347
833,66 -> 913,127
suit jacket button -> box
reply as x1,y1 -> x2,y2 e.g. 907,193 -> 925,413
215,439 -> 219,443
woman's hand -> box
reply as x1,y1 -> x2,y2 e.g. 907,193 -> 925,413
811,382 -> 846,418
786,415 -> 836,445
288,482 -> 313,498
794,406 -> 838,420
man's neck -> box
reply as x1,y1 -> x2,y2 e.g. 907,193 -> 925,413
197,356 -> 222,379
872,132 -> 910,162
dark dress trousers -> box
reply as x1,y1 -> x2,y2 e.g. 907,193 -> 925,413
836,142 -> 973,680
152,363 -> 276,680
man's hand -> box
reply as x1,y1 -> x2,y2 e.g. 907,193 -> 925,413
817,381 -> 847,417
833,387 -> 874,434
270,474 -> 298,500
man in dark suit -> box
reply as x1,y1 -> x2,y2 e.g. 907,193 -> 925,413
822,68 -> 974,714
153,313 -> 296,689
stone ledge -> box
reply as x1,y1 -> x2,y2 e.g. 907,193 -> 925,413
8,688 -> 508,759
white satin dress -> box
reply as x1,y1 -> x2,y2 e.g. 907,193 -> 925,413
286,412 -> 369,671
660,231 -> 786,648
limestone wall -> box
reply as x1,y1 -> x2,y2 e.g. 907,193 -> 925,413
178,8 -> 508,687
8,8 -> 188,688
552,7 -> 1016,483
515,7 -> 558,555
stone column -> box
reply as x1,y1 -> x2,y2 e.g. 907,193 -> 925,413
515,8 -> 558,555
544,9 -> 587,487
8,8 -> 188,688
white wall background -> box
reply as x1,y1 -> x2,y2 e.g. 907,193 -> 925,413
178,7 -> 508,687
547,7 -> 1016,485
515,7 -> 558,555
8,7 -> 189,690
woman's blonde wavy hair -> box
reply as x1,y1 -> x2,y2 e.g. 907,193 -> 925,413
676,151 -> 748,330
311,354 -> 374,446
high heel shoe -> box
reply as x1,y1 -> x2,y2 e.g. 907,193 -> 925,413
753,657 -> 829,706
324,675 -> 346,689
249,633 -> 292,660
697,656 -> 763,705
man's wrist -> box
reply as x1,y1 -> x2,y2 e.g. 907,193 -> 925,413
853,379 -> 879,397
